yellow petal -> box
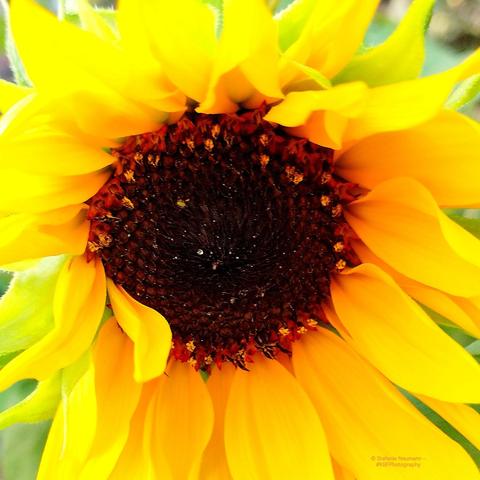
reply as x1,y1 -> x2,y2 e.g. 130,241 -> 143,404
345,177 -> 480,297
0,256 -> 106,391
117,0 -> 154,61
199,0 -> 283,113
10,0 -> 173,139
337,110 -> 480,207
454,296 -> 480,336
109,381 -> 157,480
335,0 -> 435,86
284,111 -> 348,150
292,328 -> 480,480
63,87 -> 168,140
331,263 -> 480,402
199,364 -> 235,480
225,357 -> 334,480
265,82 -> 367,126
277,0 -> 380,82
74,0 -> 118,43
0,91 -> 116,149
138,0 -> 216,102
79,318 -> 142,480
265,82 -> 367,149
276,0 -> 337,53
332,458 -> 355,480
107,280 -> 172,382
0,168 -> 111,214
309,0 -> 380,78
58,361 -> 97,478
418,394 -> 480,450
345,48 -> 480,141
332,459 -> 355,480
353,240 -> 480,338
0,129 -> 114,176
39,320 -> 140,479
0,206 -> 89,267
409,285 -> 480,338
149,361 -> 213,480
10,0 -> 120,90
37,405 -> 66,480
117,0 -> 187,114
38,357 -> 97,480
0,79 -> 31,114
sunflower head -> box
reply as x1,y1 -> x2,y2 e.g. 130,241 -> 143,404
86,105 -> 359,370
0,0 -> 479,479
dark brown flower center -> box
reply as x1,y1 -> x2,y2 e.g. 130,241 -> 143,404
87,107 -> 357,370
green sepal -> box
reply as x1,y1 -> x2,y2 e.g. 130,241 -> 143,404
65,9 -> 118,28
0,256 -> 67,355
73,8 -> 117,33
0,350 -> 94,433
466,340 -> 480,357
60,350 -> 91,398
0,0 -> 31,86
0,374 -> 61,430
202,0 -> 223,38
0,270 -> 12,296
96,9 -> 119,31
334,0 -> 435,87
60,0 -> 118,34
446,74 -> 480,111
0,351 -> 21,369
37,0 -> 58,13
285,61 -> 332,90
275,0 -> 317,52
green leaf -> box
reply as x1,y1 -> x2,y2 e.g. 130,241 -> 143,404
0,380 -> 36,412
364,14 -> 466,77
439,323 -> 476,348
419,303 -> 478,350
335,0 -> 435,87
448,214 -> 480,239
0,256 -> 67,355
0,375 -> 60,430
401,389 -> 480,466
0,421 -> 50,480
0,0 -> 31,86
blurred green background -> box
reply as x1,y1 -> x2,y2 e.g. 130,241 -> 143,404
0,0 -> 478,479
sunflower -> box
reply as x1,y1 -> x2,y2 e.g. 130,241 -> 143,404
0,0 -> 480,478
